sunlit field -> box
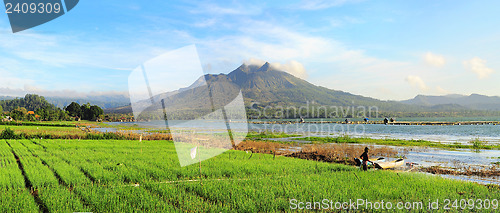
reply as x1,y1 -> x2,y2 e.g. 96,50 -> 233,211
0,139 -> 498,212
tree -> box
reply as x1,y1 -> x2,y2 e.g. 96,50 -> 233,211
10,107 -> 28,121
65,102 -> 82,117
77,103 -> 103,121
88,105 -> 104,121
81,103 -> 91,120
0,104 -> 3,115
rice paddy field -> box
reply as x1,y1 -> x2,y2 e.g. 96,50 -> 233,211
0,139 -> 499,212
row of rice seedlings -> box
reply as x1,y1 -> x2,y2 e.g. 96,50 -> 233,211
143,181 -> 230,212
0,141 -> 25,188
21,140 -> 92,186
32,139 -> 241,211
0,141 -> 40,212
74,185 -> 178,212
57,140 -> 236,212
8,140 -> 91,212
26,140 -> 180,212
0,188 -> 40,212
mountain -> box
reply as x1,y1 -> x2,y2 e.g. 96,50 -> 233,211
107,62 -> 426,118
107,62 -> 500,119
401,94 -> 500,111
225,62 -> 391,106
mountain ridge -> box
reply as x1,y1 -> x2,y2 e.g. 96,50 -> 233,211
401,94 -> 500,111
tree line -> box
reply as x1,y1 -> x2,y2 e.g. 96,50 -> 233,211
0,94 -> 103,121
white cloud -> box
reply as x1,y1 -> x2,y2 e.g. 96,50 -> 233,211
243,58 -> 308,79
297,0 -> 362,10
193,18 -> 217,28
0,87 -> 25,97
189,3 -> 262,16
2,84 -> 130,98
405,75 -> 428,91
243,58 -> 266,66
463,57 -> 494,79
328,16 -> 364,27
424,52 -> 446,67
271,61 -> 307,79
436,86 -> 450,94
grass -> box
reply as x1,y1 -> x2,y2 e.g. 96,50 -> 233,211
0,124 -> 172,140
0,121 -> 76,127
294,135 -> 500,150
0,125 -> 86,138
0,139 -> 498,212
470,137 -> 488,151
246,131 -> 301,139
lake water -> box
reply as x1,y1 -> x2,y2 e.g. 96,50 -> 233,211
104,117 -> 500,144
249,122 -> 500,144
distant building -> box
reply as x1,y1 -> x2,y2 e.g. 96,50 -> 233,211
2,116 -> 13,122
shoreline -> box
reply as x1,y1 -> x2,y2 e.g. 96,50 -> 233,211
249,120 -> 500,126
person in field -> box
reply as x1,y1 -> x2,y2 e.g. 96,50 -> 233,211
360,147 -> 372,171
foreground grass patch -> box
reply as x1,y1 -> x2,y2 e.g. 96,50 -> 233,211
0,139 -> 498,212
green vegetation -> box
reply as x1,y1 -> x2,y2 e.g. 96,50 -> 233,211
0,121 -> 76,127
295,135 -> 500,150
246,131 -> 301,139
470,138 -> 488,151
0,125 -> 86,139
0,94 -> 69,121
0,127 -> 16,139
0,94 -> 103,122
64,102 -> 103,121
0,139 -> 498,212
0,123 -> 171,141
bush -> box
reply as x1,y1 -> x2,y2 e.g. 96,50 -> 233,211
0,128 -> 17,139
470,137 -> 486,151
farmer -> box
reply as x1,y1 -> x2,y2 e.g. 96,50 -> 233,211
360,147 -> 372,171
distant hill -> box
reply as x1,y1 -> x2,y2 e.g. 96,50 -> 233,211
0,96 -> 17,101
45,95 -> 130,109
401,94 -> 500,111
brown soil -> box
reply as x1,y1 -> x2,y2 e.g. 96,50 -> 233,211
235,140 -> 398,165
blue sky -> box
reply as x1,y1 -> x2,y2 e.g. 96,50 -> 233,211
1,0 -> 499,100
